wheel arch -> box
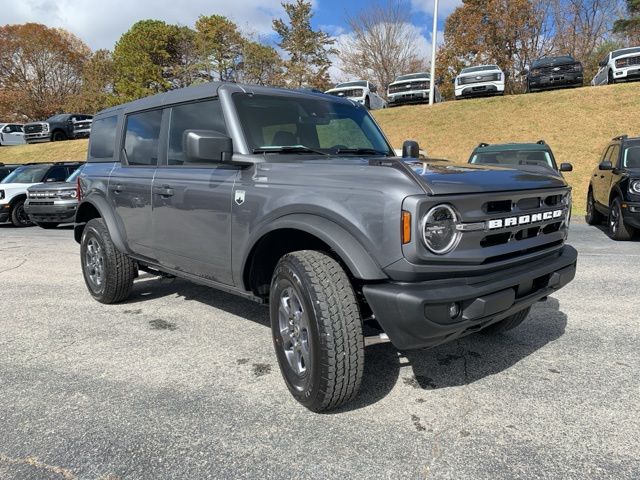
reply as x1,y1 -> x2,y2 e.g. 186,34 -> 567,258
74,197 -> 127,253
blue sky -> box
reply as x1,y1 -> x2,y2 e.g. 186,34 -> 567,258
2,0 -> 462,78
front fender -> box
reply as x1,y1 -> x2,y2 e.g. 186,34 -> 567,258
241,213 -> 388,282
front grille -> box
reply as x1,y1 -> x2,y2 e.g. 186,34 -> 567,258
24,124 -> 43,134
459,73 -> 500,85
29,201 -> 54,206
617,55 -> 640,68
535,64 -> 578,75
389,81 -> 429,93
74,121 -> 92,131
327,89 -> 363,98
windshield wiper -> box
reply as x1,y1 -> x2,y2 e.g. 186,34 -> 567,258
335,148 -> 389,156
253,145 -> 329,156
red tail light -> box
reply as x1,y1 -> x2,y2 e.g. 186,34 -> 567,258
76,176 -> 82,201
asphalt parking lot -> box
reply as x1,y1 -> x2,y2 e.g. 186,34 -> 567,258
0,222 -> 638,479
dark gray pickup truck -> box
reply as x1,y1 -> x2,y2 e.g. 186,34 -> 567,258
75,82 -> 577,411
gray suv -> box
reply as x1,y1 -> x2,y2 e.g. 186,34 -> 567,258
75,82 -> 578,411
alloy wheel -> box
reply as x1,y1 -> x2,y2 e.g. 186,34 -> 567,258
277,286 -> 311,380
85,238 -> 105,290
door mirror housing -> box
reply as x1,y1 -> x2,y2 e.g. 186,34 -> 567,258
402,140 -> 420,159
559,162 -> 573,172
598,160 -> 613,171
184,130 -> 233,163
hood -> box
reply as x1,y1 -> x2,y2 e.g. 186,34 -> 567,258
389,77 -> 430,86
28,181 -> 75,192
402,160 -> 567,195
325,86 -> 364,94
0,183 -> 39,200
532,57 -> 578,68
458,68 -> 501,79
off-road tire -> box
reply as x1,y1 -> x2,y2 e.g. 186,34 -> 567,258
81,218 -> 137,304
36,222 -> 59,229
585,189 -> 604,225
608,198 -> 635,241
270,250 -> 364,412
52,130 -> 67,142
10,199 -> 33,227
481,307 -> 531,335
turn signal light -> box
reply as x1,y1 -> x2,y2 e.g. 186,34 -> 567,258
402,211 -> 411,244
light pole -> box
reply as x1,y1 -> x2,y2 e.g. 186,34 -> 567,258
429,0 -> 439,105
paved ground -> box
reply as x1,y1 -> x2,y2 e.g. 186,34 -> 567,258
0,222 -> 638,479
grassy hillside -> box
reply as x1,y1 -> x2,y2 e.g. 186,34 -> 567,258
0,139 -> 88,164
2,82 -> 639,214
374,82 -> 640,215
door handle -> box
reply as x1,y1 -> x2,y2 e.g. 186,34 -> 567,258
154,185 -> 175,197
110,184 -> 124,194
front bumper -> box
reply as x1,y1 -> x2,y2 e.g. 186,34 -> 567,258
24,201 -> 78,223
0,202 -> 10,222
455,82 -> 504,98
613,67 -> 640,82
72,129 -> 91,139
622,201 -> 640,229
363,245 -> 577,350
529,72 -> 583,91
388,90 -> 429,105
24,132 -> 51,143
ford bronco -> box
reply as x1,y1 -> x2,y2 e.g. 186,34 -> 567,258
75,82 -> 577,411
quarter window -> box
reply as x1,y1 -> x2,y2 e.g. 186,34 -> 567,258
89,116 -> 118,159
124,110 -> 163,166
167,100 -> 227,166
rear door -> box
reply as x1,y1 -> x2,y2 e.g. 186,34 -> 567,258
593,145 -> 614,206
108,109 -> 163,259
152,98 -> 238,285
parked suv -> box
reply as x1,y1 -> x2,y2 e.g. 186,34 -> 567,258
455,65 -> 505,99
525,55 -> 583,92
591,46 -> 640,85
468,141 -> 573,175
325,80 -> 386,109
0,123 -> 25,145
387,72 -> 442,106
586,135 -> 640,240
25,165 -> 84,229
75,82 -> 577,411
0,162 -> 83,227
0,163 -> 19,182
24,114 -> 93,143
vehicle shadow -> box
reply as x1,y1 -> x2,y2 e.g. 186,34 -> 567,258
126,276 -> 567,412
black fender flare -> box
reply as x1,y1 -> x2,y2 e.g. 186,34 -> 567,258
242,213 -> 388,283
74,196 -> 128,252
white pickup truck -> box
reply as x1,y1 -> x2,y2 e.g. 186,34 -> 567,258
591,46 -> 640,85
325,80 -> 386,110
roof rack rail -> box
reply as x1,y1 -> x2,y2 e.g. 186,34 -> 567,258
536,140 -> 546,145
478,142 -> 490,148
612,135 -> 628,141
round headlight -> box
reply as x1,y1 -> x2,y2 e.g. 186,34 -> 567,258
630,180 -> 640,195
422,204 -> 462,255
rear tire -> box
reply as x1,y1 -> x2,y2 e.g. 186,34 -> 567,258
80,218 -> 137,304
37,222 -> 59,229
608,198 -> 634,241
585,189 -> 604,225
270,250 -> 364,412
10,199 -> 33,227
481,307 -> 531,335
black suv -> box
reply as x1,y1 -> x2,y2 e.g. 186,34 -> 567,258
586,135 -> 640,240
526,55 -> 584,92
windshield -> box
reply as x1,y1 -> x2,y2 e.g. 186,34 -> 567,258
532,56 -> 575,67
395,73 -> 430,82
1,164 -> 51,184
623,146 -> 640,168
46,114 -> 69,122
334,81 -> 367,88
461,65 -> 498,74
612,47 -> 640,59
233,93 -> 392,157
65,165 -> 84,182
470,150 -> 555,169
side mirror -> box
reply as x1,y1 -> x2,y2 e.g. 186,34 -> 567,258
559,162 -> 573,172
598,160 -> 613,171
402,140 -> 420,159
184,130 -> 233,163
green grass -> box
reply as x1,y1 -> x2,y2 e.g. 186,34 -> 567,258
374,82 -> 640,215
3,83 -> 639,215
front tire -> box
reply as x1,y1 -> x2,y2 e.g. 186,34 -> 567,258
364,96 -> 371,110
10,199 -> 33,227
270,251 -> 364,412
80,218 -> 137,303
608,198 -> 635,241
608,70 -> 615,85
585,189 -> 604,225
481,307 -> 531,335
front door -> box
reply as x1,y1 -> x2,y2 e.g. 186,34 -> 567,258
593,146 -> 612,206
1,124 -> 25,145
152,99 -> 238,285
108,108 -> 163,259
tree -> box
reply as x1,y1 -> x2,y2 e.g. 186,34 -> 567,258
338,0 -> 427,95
112,20 -> 194,102
65,49 -> 115,114
614,0 -> 640,43
0,23 -> 90,120
195,15 -> 244,81
273,0 -> 337,90
239,41 -> 284,86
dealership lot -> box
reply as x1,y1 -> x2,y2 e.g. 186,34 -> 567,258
0,223 -> 638,479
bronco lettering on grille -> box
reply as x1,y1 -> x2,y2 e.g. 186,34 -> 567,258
487,209 -> 564,230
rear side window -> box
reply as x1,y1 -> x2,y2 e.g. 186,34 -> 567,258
124,110 -> 163,166
167,100 -> 227,166
90,116 -> 118,159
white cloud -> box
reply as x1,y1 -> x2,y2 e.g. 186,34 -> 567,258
2,0 -> 285,50
410,0 -> 463,17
